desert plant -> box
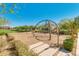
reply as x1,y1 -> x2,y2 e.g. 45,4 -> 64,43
0,40 -> 36,56
14,40 -> 36,56
0,38 -> 7,48
0,34 -> 36,56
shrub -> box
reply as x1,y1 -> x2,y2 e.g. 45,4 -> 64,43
0,39 -> 36,56
0,39 -> 7,48
59,30 -> 70,35
14,40 -> 36,56
63,38 -> 74,52
14,26 -> 33,32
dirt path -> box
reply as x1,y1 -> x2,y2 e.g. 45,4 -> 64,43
9,32 -> 39,46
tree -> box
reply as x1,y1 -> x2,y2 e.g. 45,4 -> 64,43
0,17 -> 9,26
59,19 -> 78,37
59,18 -> 79,55
74,16 -> 79,29
14,25 -> 34,32
0,3 -> 17,14
58,19 -> 70,35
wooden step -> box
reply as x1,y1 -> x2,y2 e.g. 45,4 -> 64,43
39,48 -> 59,56
32,44 -> 49,54
29,42 -> 44,50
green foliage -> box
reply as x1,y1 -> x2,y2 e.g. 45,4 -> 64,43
0,32 -> 6,35
74,16 -> 79,29
0,3 -> 17,14
59,29 -> 70,35
9,9 -> 15,14
0,29 -> 16,35
59,18 -> 78,35
63,38 -> 74,52
35,24 -> 50,33
14,25 -> 34,32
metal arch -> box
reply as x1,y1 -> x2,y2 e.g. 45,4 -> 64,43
32,19 -> 60,46
35,19 -> 58,28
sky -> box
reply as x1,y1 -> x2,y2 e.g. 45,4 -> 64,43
0,3 -> 79,27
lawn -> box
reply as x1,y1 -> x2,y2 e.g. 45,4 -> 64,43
0,29 -> 16,35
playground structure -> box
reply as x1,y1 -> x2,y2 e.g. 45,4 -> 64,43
30,19 -> 79,56
30,20 -> 73,56
0,19 -> 79,56
32,20 -> 59,47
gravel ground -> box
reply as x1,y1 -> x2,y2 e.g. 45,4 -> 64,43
8,32 -> 69,46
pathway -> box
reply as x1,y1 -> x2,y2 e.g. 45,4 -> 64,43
29,42 -> 73,56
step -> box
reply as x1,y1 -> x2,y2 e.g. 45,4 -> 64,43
29,42 -> 44,50
32,44 -> 49,54
39,48 -> 59,56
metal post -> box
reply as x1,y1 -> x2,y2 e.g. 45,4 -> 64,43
57,28 -> 59,47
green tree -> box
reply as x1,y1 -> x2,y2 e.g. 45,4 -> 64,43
59,19 -> 78,36
59,18 -> 79,55
14,25 -> 34,32
0,3 -> 17,14
74,16 -> 79,29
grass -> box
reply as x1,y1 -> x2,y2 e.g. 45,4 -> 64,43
0,29 -> 16,35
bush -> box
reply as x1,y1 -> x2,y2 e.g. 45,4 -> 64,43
63,38 -> 74,52
14,26 -> 33,32
0,39 -> 36,56
14,40 -> 36,56
0,39 -> 7,48
59,30 -> 70,35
